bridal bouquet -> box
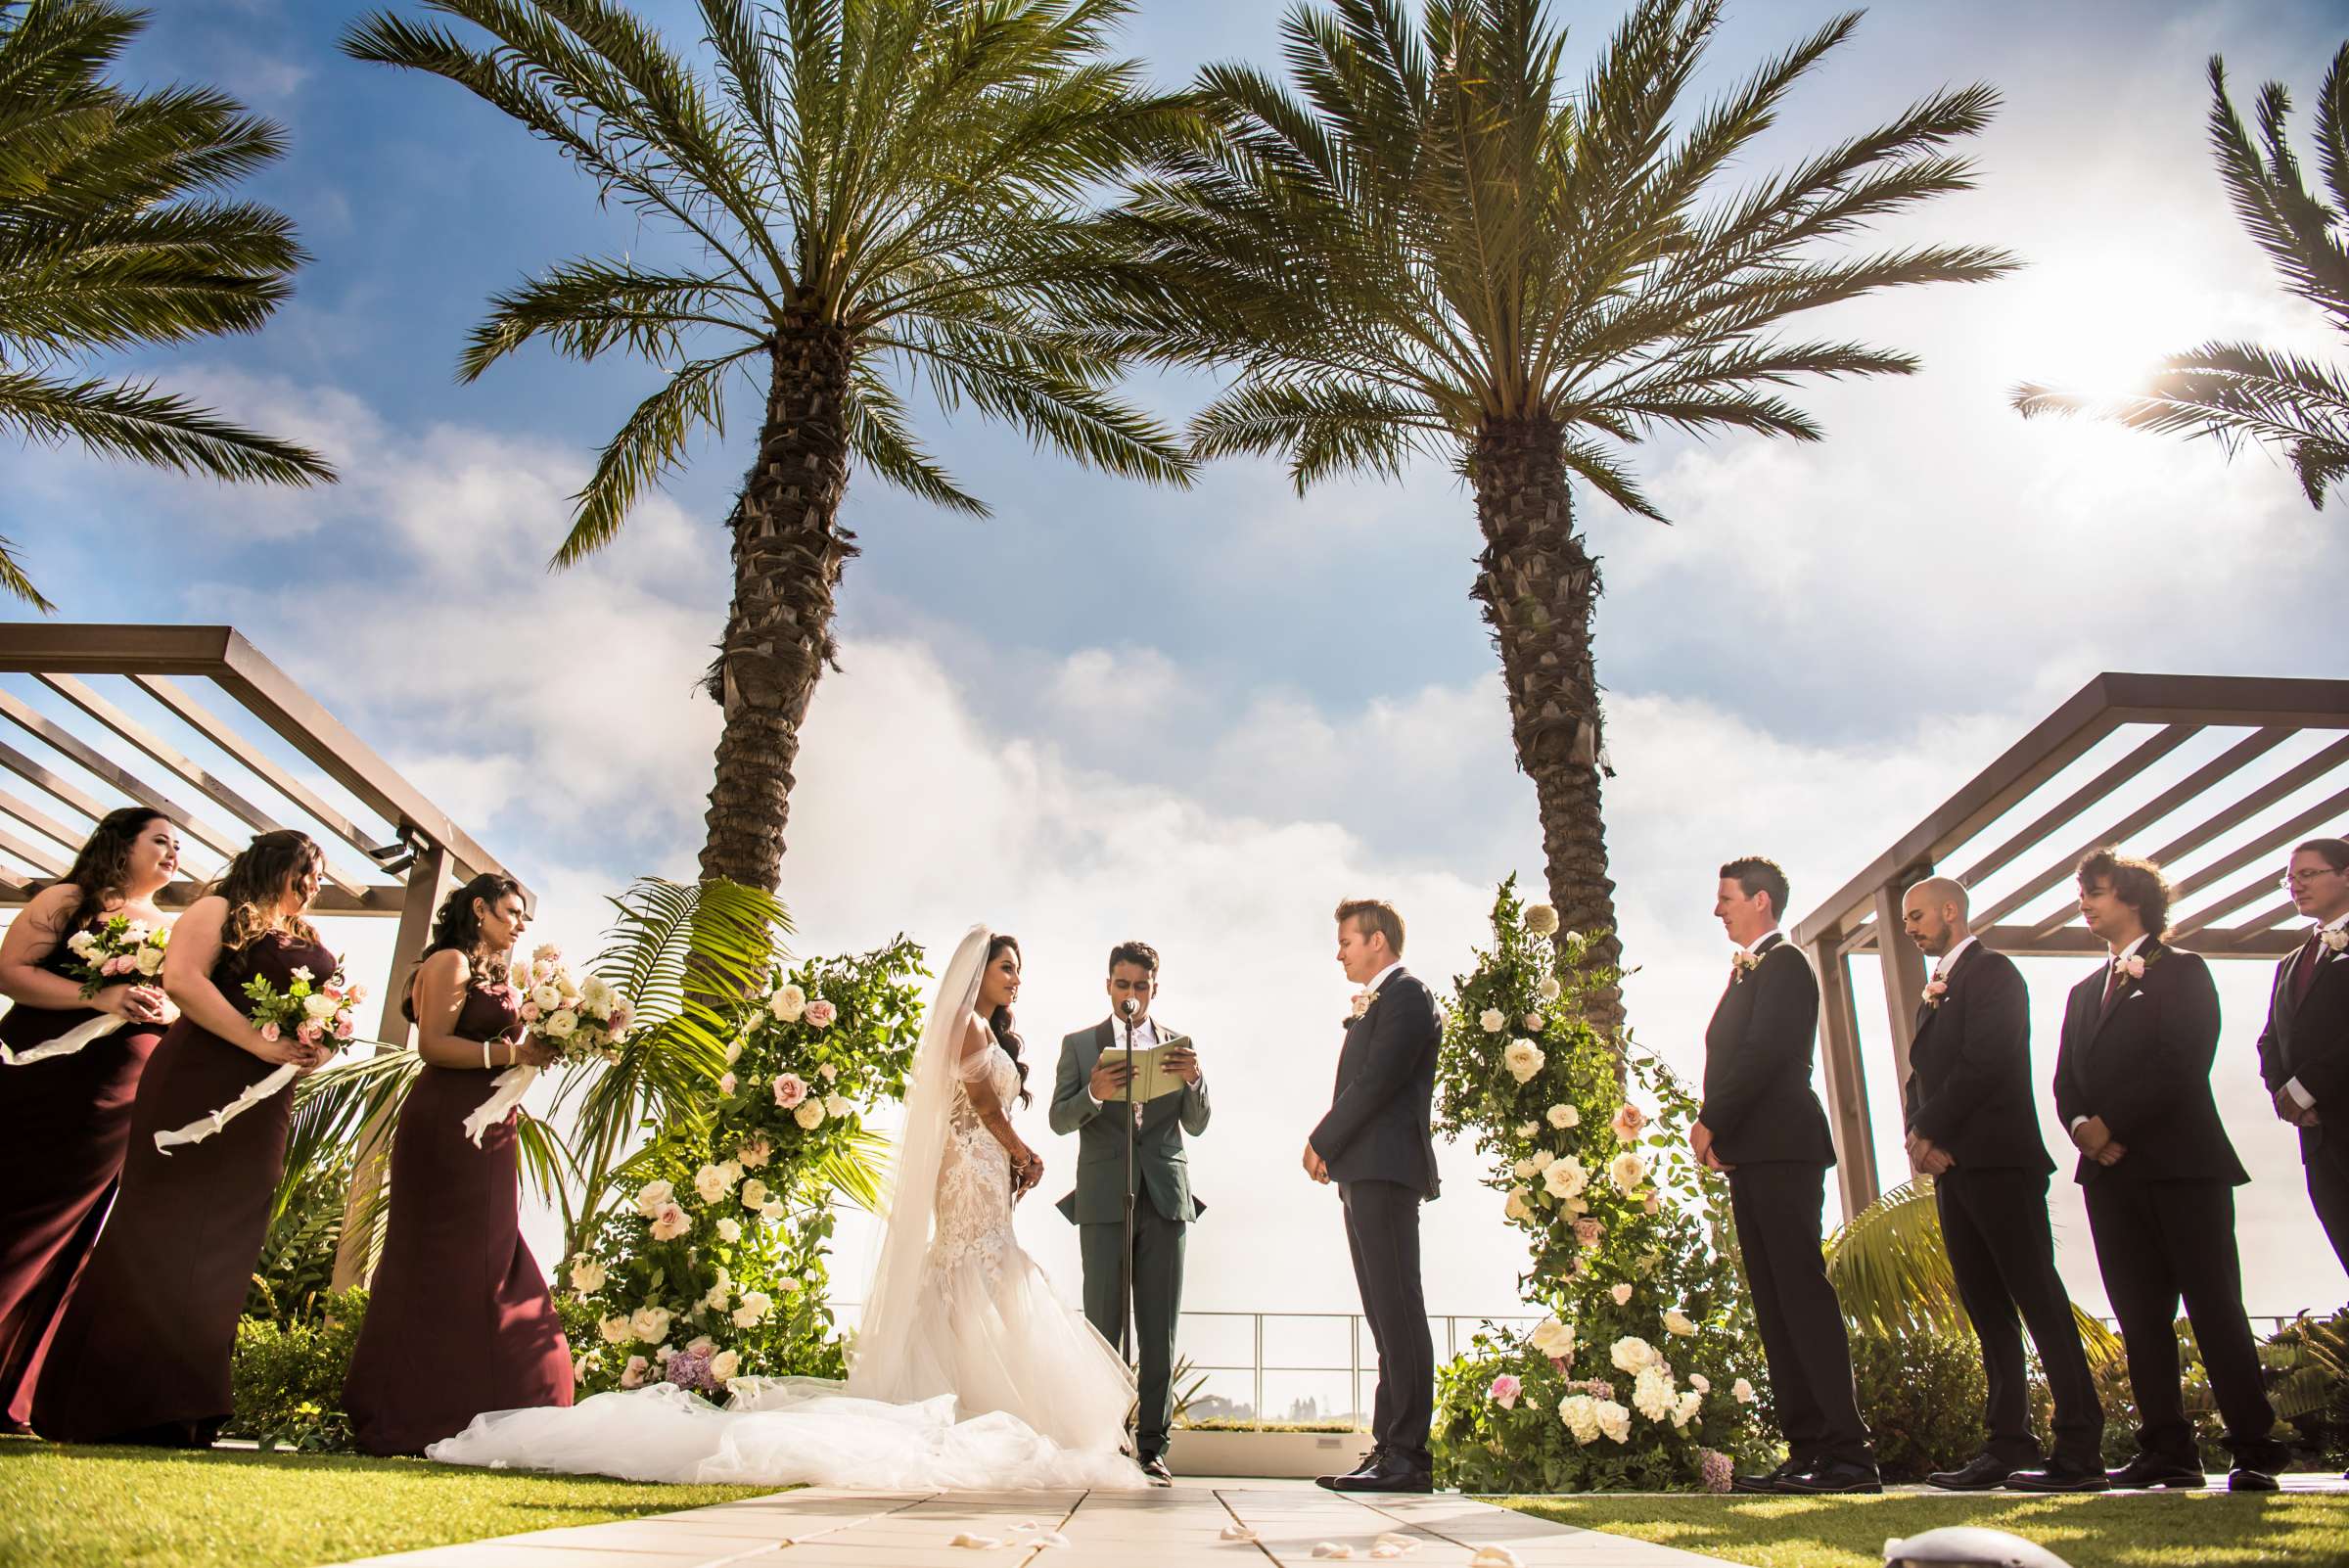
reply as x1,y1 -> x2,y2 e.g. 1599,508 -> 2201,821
463,945 -> 633,1144
157,960 -> 361,1152
2,914 -> 177,1066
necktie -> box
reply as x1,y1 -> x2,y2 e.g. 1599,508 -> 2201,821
2291,932 -> 2325,1007
2102,960 -> 2126,1006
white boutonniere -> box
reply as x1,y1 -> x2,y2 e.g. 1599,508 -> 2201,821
2117,953 -> 2148,981
1920,978 -> 1949,1009
1729,951 -> 1762,985
2322,928 -> 2349,955
1351,989 -> 1376,1020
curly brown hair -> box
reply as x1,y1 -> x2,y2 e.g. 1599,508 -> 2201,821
211,830 -> 325,952
43,807 -> 168,939
2076,847 -> 2171,937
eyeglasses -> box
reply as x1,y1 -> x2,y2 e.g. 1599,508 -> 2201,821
2280,866 -> 2347,891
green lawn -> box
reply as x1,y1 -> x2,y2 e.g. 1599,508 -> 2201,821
1502,1492 -> 2349,1568
0,1439 -> 774,1568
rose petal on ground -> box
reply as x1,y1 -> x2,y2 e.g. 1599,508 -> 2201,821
1219,1524 -> 1260,1543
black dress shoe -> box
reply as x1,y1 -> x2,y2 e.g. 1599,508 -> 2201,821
2228,1466 -> 2280,1493
1777,1458 -> 1883,1495
1138,1454 -> 1173,1485
1731,1456 -> 1809,1495
1330,1460 -> 1435,1494
2107,1453 -> 2205,1489
1315,1449 -> 1387,1490
1926,1453 -> 2017,1491
2005,1459 -> 2109,1493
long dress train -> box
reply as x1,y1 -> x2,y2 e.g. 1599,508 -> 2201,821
32,931 -> 335,1445
0,941 -> 165,1429
344,983 -> 574,1453
426,1038 -> 1142,1489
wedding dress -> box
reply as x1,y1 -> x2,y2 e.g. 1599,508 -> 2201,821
425,927 -> 1144,1490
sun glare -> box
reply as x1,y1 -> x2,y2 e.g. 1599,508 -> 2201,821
2002,266 -> 2194,405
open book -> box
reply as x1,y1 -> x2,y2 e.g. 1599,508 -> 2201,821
1108,1034 -> 1195,1103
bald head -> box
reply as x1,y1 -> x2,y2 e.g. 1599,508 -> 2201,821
1900,876 -> 1971,958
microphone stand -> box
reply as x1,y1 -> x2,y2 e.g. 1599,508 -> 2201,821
1119,996 -> 1141,1460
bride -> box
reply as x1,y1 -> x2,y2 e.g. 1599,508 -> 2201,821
427,926 -> 1145,1489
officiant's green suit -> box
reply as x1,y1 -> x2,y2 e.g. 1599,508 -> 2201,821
1049,1022 -> 1210,1465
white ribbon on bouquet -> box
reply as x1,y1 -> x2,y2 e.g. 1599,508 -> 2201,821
462,1062 -> 537,1144
154,1060 -> 302,1153
0,996 -> 178,1066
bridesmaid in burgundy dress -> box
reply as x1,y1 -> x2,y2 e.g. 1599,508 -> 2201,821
33,830 -> 337,1445
0,808 -> 180,1431
345,873 -> 573,1453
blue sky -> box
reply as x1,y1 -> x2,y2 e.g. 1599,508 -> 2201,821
8,0 -> 2348,1345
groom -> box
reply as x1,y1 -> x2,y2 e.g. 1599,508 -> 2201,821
1050,940 -> 1209,1484
1306,898 -> 1441,1495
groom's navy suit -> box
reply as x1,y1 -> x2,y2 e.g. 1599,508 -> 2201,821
1698,933 -> 1871,1470
1312,965 -> 1440,1470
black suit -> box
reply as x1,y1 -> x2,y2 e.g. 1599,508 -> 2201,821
1902,941 -> 2099,1467
1699,934 -> 1871,1468
2254,927 -> 2349,1276
2053,938 -> 2282,1468
1311,967 -> 1440,1469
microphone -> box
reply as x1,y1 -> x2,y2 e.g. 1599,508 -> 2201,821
1120,997 -> 1139,1019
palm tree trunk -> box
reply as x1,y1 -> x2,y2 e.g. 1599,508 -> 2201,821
697,312 -> 859,891
1470,416 -> 1627,1043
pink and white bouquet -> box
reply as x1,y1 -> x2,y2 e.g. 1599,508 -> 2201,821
464,945 -> 634,1144
3,914 -> 176,1065
157,959 -> 361,1152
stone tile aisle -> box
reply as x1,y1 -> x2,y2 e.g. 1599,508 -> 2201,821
331,1479 -> 1733,1567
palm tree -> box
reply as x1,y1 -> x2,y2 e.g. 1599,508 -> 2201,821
344,0 -> 1195,892
0,0 -> 335,610
1096,0 -> 2014,1034
2015,44 -> 2349,509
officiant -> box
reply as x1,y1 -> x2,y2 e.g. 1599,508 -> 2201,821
1049,940 -> 1210,1483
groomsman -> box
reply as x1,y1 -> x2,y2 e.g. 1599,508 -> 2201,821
1693,857 -> 1879,1495
2054,848 -> 2288,1491
1897,877 -> 2104,1493
1305,899 -> 1441,1494
2255,838 -> 2349,1277
1048,940 -> 1210,1484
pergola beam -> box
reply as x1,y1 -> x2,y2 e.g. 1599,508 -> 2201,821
1955,724 -> 2201,896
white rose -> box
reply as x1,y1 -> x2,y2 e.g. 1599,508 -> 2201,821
760,1198 -> 784,1221
711,1349 -> 739,1383
1732,1378 -> 1757,1405
1502,1038 -> 1544,1083
1542,1154 -> 1586,1199
776,1276 -> 801,1294
65,930 -> 99,957
648,1202 -> 690,1241
302,992 -> 338,1021
824,1092 -> 852,1119
1593,1399 -> 1631,1444
693,1163 -> 732,1204
581,977 -> 616,1011
739,1178 -> 769,1211
630,1306 -> 672,1343
1610,1336 -> 1657,1374
702,1278 -> 731,1311
1689,1373 -> 1711,1395
1558,1393 -> 1600,1445
724,1041 -> 744,1065
530,982 -> 563,1012
1514,1121 -> 1540,1137
1503,1187 -> 1532,1222
1611,1282 -> 1634,1306
1524,1012 -> 1544,1031
715,1218 -> 742,1244
732,1290 -> 773,1328
767,985 -> 806,1023
620,1355 -> 647,1390
1528,1317 -> 1574,1360
1524,903 -> 1560,936
818,1063 -> 839,1082
1608,1150 -> 1648,1194
794,1099 -> 825,1130
570,1256 -> 608,1294
598,1314 -> 631,1345
1512,1158 -> 1537,1179
1546,1103 -> 1578,1130
1663,1310 -> 1697,1338
634,1179 -> 674,1218
1537,975 -> 1562,1002
1530,1149 -> 1556,1172
544,1008 -> 579,1039
1672,1390 -> 1702,1428
136,945 -> 166,976
1478,1007 -> 1505,1034
1633,1363 -> 1676,1423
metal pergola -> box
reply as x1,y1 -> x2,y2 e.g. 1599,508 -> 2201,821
1792,672 -> 2349,1220
0,622 -> 529,1282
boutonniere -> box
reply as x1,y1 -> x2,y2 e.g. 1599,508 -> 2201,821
2323,928 -> 2349,955
1347,989 -> 1377,1025
2116,952 -> 2150,981
1920,978 -> 1949,1009
1729,951 -> 1762,985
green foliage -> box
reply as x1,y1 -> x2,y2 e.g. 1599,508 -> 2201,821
245,1152 -> 355,1326
1429,879 -> 1770,1491
340,0 -> 1197,562
566,935 -> 928,1394
225,1289 -> 367,1452
1847,1330 -> 1990,1482
0,0 -> 334,610
2015,42 -> 2349,509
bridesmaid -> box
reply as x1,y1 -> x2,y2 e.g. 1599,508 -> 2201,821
0,808 -> 179,1431
344,873 -> 573,1453
33,829 -> 336,1445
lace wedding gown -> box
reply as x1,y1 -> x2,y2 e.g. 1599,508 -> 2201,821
426,1035 -> 1143,1490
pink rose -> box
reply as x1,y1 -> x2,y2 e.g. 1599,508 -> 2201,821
1489,1373 -> 1521,1409
104,954 -> 130,975
717,1072 -> 737,1097
805,999 -> 837,1030
1547,1355 -> 1568,1375
297,1022 -> 322,1045
520,1000 -> 541,1022
348,984 -> 369,1004
259,1021 -> 281,1041
1573,1217 -> 1604,1247
1610,1103 -> 1647,1142
333,1017 -> 354,1039
772,1073 -> 808,1109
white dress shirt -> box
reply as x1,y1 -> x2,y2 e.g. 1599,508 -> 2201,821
2282,911 -> 2349,1111
1363,958 -> 1405,994
1933,934 -> 1977,981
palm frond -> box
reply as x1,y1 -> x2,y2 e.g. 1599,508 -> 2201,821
0,368 -> 337,484
553,344 -> 762,566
